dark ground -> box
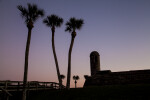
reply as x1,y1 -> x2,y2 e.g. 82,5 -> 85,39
1,84 -> 150,100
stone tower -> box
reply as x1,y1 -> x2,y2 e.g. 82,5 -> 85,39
90,51 -> 100,76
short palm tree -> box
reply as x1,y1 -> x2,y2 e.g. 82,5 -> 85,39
43,14 -> 63,88
73,75 -> 80,88
60,74 -> 65,88
60,74 -> 65,81
17,3 -> 44,100
65,17 -> 84,89
60,74 -> 65,84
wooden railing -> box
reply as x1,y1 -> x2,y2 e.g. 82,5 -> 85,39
0,81 -> 61,92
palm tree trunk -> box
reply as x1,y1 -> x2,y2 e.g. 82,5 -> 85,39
22,22 -> 33,100
66,32 -> 76,89
75,80 -> 77,88
51,27 -> 62,88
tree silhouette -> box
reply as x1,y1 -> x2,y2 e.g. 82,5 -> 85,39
65,17 -> 84,89
60,74 -> 65,81
73,75 -> 80,88
17,3 -> 44,100
43,14 -> 63,88
60,74 -> 65,85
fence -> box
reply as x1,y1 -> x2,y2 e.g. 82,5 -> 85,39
0,81 -> 60,92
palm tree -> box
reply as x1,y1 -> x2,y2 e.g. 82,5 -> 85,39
43,14 -> 63,88
65,17 -> 84,89
60,74 -> 65,88
60,74 -> 65,85
73,75 -> 80,88
60,74 -> 65,82
17,3 -> 44,100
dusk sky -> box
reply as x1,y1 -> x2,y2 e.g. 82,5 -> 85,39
0,0 -> 150,87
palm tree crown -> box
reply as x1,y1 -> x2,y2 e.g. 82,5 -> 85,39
43,14 -> 63,28
60,74 -> 65,80
65,17 -> 84,33
73,75 -> 80,80
17,3 -> 44,24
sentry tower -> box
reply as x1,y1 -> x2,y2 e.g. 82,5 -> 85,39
90,51 -> 100,76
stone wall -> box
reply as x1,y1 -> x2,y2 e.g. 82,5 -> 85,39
84,69 -> 150,87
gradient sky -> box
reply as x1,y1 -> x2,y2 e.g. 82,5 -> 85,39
0,0 -> 150,88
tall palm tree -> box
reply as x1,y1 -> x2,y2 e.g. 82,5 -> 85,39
17,3 -> 44,100
43,14 -> 63,88
73,75 -> 80,88
65,17 -> 84,89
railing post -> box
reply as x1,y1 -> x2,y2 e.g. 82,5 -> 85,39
5,81 -> 8,90
46,83 -> 48,88
44,82 -> 46,90
21,81 -> 23,91
55,83 -> 56,89
50,83 -> 53,89
17,82 -> 20,91
27,82 -> 30,90
36,82 -> 38,91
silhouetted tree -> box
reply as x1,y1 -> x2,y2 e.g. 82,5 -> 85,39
43,14 -> 63,88
17,3 -> 44,100
60,74 -> 65,81
73,75 -> 80,88
60,74 -> 65,86
65,18 -> 84,89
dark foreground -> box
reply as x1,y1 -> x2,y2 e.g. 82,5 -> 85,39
2,84 -> 150,100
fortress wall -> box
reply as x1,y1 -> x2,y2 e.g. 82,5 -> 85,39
84,70 -> 150,87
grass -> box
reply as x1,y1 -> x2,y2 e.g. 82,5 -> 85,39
7,84 -> 150,100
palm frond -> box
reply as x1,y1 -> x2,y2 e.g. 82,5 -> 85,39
76,76 -> 80,80
73,76 -> 76,80
65,21 -> 73,33
37,10 -> 44,17
43,18 -> 50,27
65,26 -> 72,32
56,17 -> 63,27
17,5 -> 29,21
76,19 -> 84,30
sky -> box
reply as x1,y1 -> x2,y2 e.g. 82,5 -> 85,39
0,0 -> 150,88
